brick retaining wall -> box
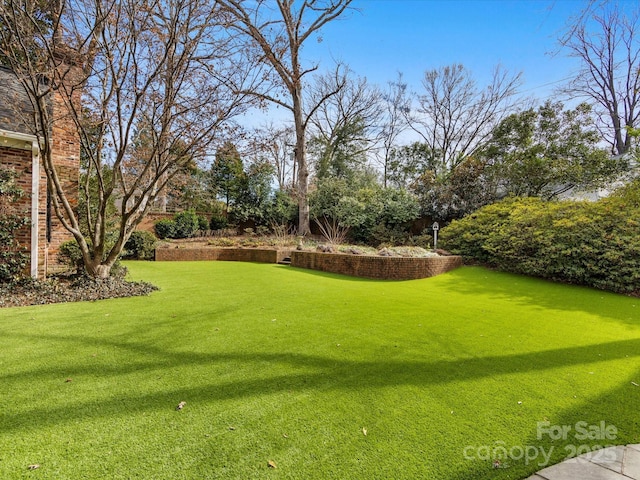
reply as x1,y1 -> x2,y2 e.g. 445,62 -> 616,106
155,248 -> 290,263
290,251 -> 463,280
154,247 -> 463,280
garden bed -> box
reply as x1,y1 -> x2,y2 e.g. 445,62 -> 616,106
290,250 -> 463,280
154,241 -> 462,280
0,276 -> 158,308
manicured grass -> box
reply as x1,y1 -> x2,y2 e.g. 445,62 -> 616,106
1,262 -> 639,479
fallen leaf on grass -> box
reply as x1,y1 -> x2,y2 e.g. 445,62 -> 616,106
362,427 -> 367,436
176,401 -> 186,411
282,433 -> 288,438
64,378 -> 72,383
228,426 -> 236,431
632,382 -> 639,387
27,464 -> 40,470
267,460 -> 277,469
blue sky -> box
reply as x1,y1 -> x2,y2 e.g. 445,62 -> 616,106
300,0 -> 600,100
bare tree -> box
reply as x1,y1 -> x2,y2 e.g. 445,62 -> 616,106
559,2 -> 640,155
216,0 -> 353,235
307,67 -> 383,180
249,123 -> 296,191
377,73 -> 411,188
410,64 -> 522,175
0,0 -> 253,277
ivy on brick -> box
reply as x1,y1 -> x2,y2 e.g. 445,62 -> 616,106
0,165 -> 30,283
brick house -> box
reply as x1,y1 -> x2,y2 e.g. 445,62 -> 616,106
0,65 -> 80,278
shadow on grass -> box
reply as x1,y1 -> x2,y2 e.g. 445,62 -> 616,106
2,330 -> 640,438
436,267 -> 640,326
457,367 -> 640,480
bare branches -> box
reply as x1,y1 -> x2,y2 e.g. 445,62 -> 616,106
558,3 -> 640,155
307,66 -> 383,179
216,0 -> 354,234
1,0 -> 252,277
410,64 -> 522,175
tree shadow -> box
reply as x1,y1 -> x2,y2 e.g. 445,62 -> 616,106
437,267 -> 640,326
456,366 -> 640,479
2,330 -> 640,437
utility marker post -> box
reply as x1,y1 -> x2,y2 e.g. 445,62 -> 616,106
432,222 -> 439,252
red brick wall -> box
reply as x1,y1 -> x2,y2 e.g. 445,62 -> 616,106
137,213 -> 174,233
46,78 -> 81,273
0,79 -> 80,277
0,147 -> 34,250
290,251 -> 463,280
154,247 -> 463,280
155,247 -> 291,263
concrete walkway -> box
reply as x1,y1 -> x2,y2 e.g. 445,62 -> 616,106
527,444 -> 640,480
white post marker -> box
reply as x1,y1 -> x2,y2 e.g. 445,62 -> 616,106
432,222 -> 439,252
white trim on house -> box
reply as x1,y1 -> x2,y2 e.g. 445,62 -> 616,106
0,129 -> 42,278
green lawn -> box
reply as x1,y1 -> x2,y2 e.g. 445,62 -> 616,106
1,262 -> 639,479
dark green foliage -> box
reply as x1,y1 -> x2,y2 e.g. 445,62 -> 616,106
310,117 -> 369,183
59,238 -> 128,276
211,142 -> 244,211
154,219 -> 176,239
154,211 -> 201,239
481,101 -> 623,198
173,211 -> 199,238
265,190 -> 298,226
197,215 -> 209,232
209,212 -> 228,230
58,240 -> 84,273
229,161 -> 274,225
124,231 -> 157,260
386,142 -> 435,189
0,166 -> 29,283
309,177 -> 420,245
440,194 -> 640,294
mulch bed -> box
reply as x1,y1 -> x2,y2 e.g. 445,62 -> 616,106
0,276 -> 158,308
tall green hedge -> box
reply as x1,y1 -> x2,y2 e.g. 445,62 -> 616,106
440,192 -> 640,295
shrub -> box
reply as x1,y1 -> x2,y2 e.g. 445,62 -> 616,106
124,231 -> 157,260
309,178 -> 420,246
155,219 -> 176,239
209,212 -> 228,231
255,225 -> 270,236
197,215 -> 209,232
173,211 -> 199,238
58,240 -> 85,273
440,196 -> 640,294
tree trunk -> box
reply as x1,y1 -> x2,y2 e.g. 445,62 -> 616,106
293,88 -> 310,235
85,260 -> 111,279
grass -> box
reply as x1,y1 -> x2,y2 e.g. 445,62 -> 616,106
1,262 -> 639,479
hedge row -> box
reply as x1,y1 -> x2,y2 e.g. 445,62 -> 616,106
440,191 -> 640,295
154,211 -> 209,239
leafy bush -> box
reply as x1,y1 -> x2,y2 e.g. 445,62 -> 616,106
209,212 -> 228,230
58,240 -> 85,273
173,211 -> 200,238
440,195 -> 640,294
0,166 -> 30,282
309,178 -> 420,246
124,231 -> 157,260
155,211 -> 201,239
197,215 -> 209,232
154,219 -> 176,239
266,190 -> 298,226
